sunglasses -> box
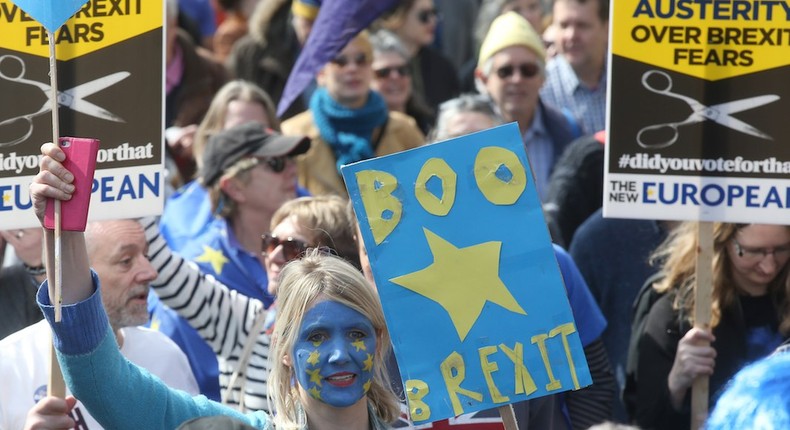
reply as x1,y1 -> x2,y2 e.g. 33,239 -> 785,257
373,65 -> 410,79
417,8 -> 439,24
262,234 -> 310,261
330,53 -> 368,68
255,156 -> 289,173
495,63 -> 541,79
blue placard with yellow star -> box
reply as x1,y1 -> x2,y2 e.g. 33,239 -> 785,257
341,123 -> 592,424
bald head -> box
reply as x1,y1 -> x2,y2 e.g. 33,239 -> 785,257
85,219 -> 157,331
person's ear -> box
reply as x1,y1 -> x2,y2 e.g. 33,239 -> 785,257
282,353 -> 292,367
316,67 -> 328,87
219,176 -> 245,202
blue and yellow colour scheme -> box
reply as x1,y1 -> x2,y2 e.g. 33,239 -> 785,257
342,123 -> 592,425
605,0 -> 790,224
0,0 -> 165,228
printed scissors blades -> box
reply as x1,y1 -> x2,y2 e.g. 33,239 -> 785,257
0,55 -> 130,147
637,70 -> 779,149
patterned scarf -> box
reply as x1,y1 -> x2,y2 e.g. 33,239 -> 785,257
309,88 -> 389,172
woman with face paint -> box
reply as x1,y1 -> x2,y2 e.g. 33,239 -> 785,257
27,143 -> 400,430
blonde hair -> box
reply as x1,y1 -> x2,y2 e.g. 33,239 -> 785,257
268,251 -> 400,429
651,222 -> 790,333
271,196 -> 360,269
194,80 -> 280,172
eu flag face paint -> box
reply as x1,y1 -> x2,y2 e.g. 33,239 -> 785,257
293,300 -> 377,407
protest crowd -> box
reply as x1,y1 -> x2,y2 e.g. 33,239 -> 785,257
1,0 -> 789,429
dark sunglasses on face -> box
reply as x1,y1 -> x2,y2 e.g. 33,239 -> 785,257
417,8 -> 439,24
495,63 -> 541,79
331,53 -> 368,68
373,65 -> 410,79
261,234 -> 309,261
256,156 -> 289,173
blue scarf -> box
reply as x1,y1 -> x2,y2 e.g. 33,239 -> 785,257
309,88 -> 389,172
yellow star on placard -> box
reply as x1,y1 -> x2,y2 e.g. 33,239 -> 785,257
308,386 -> 322,400
307,350 -> 320,366
390,228 -> 526,341
194,245 -> 229,275
307,368 -> 322,387
363,353 -> 373,372
352,339 -> 367,352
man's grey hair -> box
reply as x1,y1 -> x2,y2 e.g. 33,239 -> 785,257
370,29 -> 410,62
431,94 -> 504,141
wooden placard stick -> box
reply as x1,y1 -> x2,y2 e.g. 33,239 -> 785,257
46,31 -> 66,398
691,221 -> 713,429
498,404 -> 519,430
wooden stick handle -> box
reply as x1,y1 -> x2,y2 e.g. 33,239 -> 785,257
498,404 -> 518,430
47,30 -> 66,399
48,340 -> 66,397
691,221 -> 714,429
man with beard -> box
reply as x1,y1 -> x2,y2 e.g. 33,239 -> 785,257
0,220 -> 198,430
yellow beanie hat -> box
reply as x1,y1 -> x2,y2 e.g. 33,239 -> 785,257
478,12 -> 546,68
292,0 -> 321,20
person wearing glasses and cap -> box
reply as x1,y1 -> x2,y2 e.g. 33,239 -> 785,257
281,31 -> 424,197
475,11 -> 583,202
630,222 -> 790,430
148,122 -> 310,403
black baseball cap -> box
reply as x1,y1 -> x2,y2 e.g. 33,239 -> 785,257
200,122 -> 311,186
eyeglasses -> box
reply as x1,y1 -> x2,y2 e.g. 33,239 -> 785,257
733,239 -> 790,263
417,8 -> 439,24
495,63 -> 541,80
330,53 -> 368,68
256,156 -> 289,173
373,65 -> 410,79
262,234 -> 310,261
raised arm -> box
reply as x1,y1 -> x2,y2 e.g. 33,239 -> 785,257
30,143 -> 91,306
142,217 -> 268,359
30,143 -> 271,430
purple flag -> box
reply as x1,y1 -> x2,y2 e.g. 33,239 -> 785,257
276,0 -> 400,117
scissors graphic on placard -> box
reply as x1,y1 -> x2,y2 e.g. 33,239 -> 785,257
0,55 -> 130,147
636,70 -> 779,149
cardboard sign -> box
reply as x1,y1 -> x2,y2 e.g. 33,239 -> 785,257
605,0 -> 790,223
342,123 -> 592,425
0,0 -> 164,228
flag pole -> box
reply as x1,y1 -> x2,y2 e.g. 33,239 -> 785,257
46,29 -> 66,399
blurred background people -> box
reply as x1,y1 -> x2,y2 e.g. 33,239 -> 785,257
370,30 -> 435,134
228,0 -> 322,120
376,0 -> 460,112
540,0 -> 609,134
475,11 -> 582,202
281,32 -> 424,197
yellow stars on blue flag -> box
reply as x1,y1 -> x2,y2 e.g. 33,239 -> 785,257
390,228 -> 526,341
194,245 -> 229,275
